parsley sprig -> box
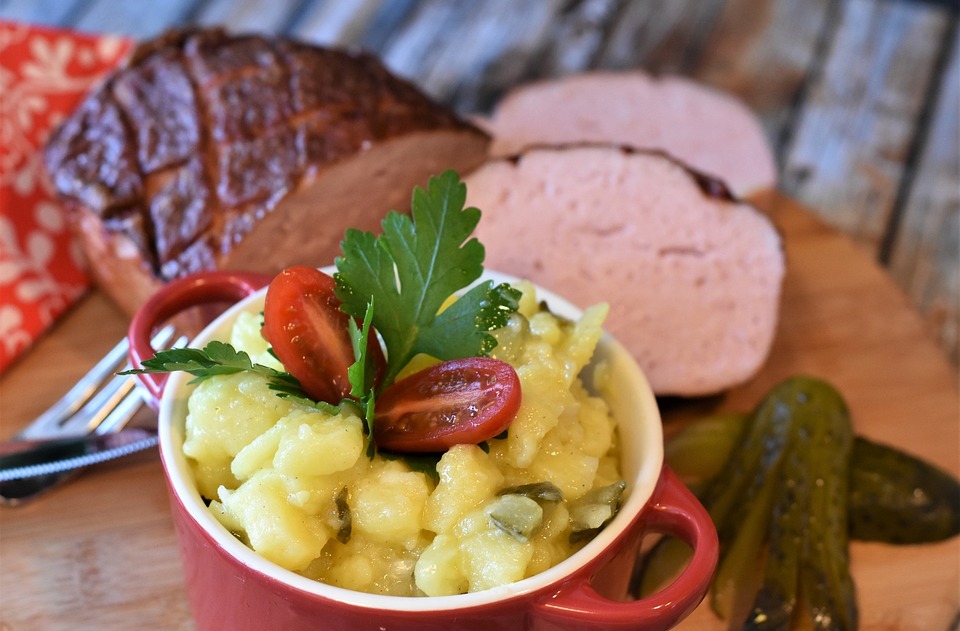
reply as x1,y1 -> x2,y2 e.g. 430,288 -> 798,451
122,341 -> 339,415
335,170 -> 520,387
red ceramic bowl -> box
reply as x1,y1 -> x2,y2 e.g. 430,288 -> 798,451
129,268 -> 718,631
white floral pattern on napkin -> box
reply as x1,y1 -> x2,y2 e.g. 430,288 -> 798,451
0,21 -> 131,372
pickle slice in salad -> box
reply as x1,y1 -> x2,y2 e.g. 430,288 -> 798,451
487,494 -> 544,543
569,481 -> 627,542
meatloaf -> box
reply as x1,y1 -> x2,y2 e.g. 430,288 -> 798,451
465,144 -> 785,396
43,28 -> 490,316
483,71 -> 776,198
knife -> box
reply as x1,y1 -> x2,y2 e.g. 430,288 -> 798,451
0,428 -> 159,506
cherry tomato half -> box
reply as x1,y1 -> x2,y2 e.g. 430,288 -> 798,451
374,357 -> 522,453
262,265 -> 384,404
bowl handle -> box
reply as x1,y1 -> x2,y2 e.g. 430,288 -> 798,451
535,466 -> 718,630
128,270 -> 273,407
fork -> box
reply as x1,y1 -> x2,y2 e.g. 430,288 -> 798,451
0,326 -> 186,505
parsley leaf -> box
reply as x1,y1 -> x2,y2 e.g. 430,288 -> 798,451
335,170 -> 519,386
126,341 -> 274,382
346,300 -> 379,458
362,394 -> 376,459
417,280 -> 520,359
122,341 -> 339,414
347,299 -> 376,400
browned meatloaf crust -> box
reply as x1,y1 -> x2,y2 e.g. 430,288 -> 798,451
43,28 -> 489,315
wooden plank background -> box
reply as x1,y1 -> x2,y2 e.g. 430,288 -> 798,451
1,0 -> 957,365
0,3 -> 958,630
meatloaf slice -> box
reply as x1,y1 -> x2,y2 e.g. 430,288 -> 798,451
43,28 -> 489,316
484,72 -> 776,198
465,145 -> 785,396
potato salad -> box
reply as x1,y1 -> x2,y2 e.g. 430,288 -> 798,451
183,281 -> 623,596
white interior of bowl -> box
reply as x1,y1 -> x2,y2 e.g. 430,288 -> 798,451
158,268 -> 663,612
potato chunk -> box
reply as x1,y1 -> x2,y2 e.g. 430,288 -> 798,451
229,310 -> 283,370
459,524 -> 533,591
219,470 -> 330,572
184,372 -> 294,497
351,461 -> 431,549
273,409 -> 364,477
575,390 -> 614,458
415,534 -> 468,596
424,445 -> 503,534
528,434 -> 599,502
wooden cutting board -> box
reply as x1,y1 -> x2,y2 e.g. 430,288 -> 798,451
0,194 -> 957,631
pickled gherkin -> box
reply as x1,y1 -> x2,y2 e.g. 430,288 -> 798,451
665,412 -> 747,491
641,376 -> 960,630
696,386 -> 798,622
745,379 -> 855,631
697,395 -> 793,554
712,471 -> 778,621
664,410 -> 960,545
848,436 -> 960,544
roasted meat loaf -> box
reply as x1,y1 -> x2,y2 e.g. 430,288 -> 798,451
466,144 -> 785,396
43,28 -> 490,316
482,71 -> 776,198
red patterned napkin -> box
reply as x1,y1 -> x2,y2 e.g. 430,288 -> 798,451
0,21 -> 132,373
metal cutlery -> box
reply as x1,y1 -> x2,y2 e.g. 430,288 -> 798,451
0,326 -> 185,506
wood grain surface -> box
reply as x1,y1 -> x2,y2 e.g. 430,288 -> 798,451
0,194 -> 956,631
1,0 -> 956,364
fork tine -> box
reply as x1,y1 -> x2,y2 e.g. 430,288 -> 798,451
56,328 -> 184,436
94,385 -> 149,435
57,374 -> 138,436
15,338 -> 131,439
13,326 -> 178,441
93,334 -> 188,435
